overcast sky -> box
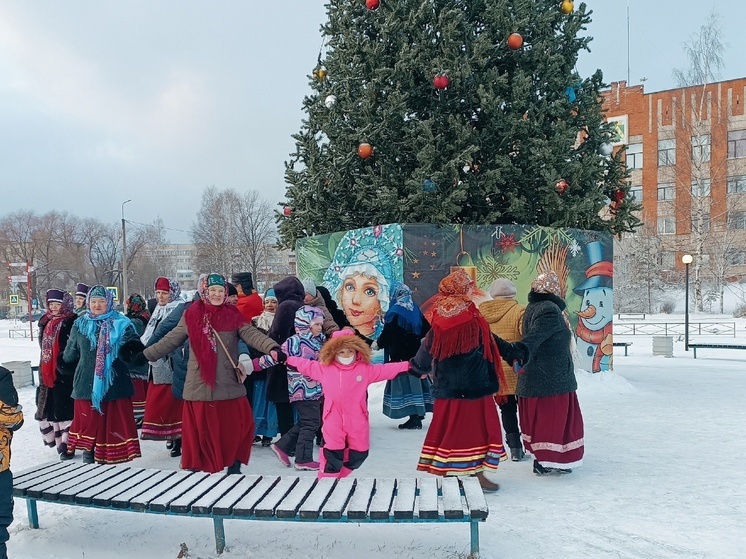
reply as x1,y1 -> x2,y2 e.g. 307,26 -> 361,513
1,1 -> 743,243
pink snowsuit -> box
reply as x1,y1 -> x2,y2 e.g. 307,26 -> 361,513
286,355 -> 410,477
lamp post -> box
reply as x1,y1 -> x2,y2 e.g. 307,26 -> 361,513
682,254 -> 693,351
121,200 -> 132,306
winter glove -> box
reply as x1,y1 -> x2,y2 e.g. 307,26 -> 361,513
120,339 -> 145,361
271,348 -> 287,364
237,353 -> 254,383
132,352 -> 149,367
407,368 -> 427,380
513,360 -> 525,374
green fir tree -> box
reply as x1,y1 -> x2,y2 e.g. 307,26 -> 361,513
280,0 -> 641,248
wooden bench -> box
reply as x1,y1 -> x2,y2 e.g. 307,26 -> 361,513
616,313 -> 646,320
13,461 -> 489,556
688,343 -> 746,359
613,342 -> 633,356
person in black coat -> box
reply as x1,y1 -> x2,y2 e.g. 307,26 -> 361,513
265,276 -> 305,436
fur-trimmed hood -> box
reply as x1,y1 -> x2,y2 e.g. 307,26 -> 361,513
319,333 -> 372,365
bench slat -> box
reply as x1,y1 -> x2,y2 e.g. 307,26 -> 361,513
169,474 -> 227,514
13,461 -> 74,484
460,477 -> 489,520
41,465 -> 116,500
92,469 -> 156,506
441,477 -> 464,519
232,476 -> 280,517
129,470 -> 196,511
298,477 -> 336,519
190,475 -> 245,515
58,466 -> 133,502
417,477 -> 439,520
369,478 -> 395,520
26,463 -> 94,498
211,476 -> 262,516
254,477 -> 299,518
15,463 -> 88,495
148,472 -> 208,512
392,478 -> 417,520
112,470 -> 178,509
275,477 -> 317,519
326,477 -> 358,519
75,468 -> 144,504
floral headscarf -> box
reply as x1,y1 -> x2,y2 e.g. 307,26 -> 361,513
125,293 -> 151,323
40,291 -> 75,388
531,271 -> 562,297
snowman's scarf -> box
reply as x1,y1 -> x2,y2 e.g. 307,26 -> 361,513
574,321 -> 613,344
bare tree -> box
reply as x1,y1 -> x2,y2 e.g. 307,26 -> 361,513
615,226 -> 667,314
232,190 -> 276,282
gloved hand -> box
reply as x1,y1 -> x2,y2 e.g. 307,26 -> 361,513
132,352 -> 149,367
513,360 -> 525,374
273,348 -> 288,364
237,354 -> 254,383
408,368 -> 427,379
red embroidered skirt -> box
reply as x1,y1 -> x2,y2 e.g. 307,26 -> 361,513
67,399 -> 141,464
181,397 -> 255,474
131,378 -> 148,422
141,382 -> 183,440
417,396 -> 507,476
519,391 -> 584,468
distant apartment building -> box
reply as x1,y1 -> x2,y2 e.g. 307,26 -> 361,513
144,244 -> 198,290
602,78 -> 746,280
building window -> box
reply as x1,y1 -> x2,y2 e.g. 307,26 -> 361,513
629,186 -> 643,201
728,211 -> 746,230
691,179 -> 711,197
726,250 -> 746,266
727,175 -> 746,194
657,217 -> 676,234
626,142 -> 643,169
691,212 -> 710,233
658,183 -> 676,201
727,130 -> 746,159
660,252 -> 675,269
691,135 -> 711,164
658,139 -> 676,166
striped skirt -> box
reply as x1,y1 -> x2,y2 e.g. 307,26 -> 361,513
141,382 -> 183,440
67,398 -> 141,464
519,391 -> 584,469
382,374 -> 434,419
417,396 -> 506,476
38,419 -> 71,452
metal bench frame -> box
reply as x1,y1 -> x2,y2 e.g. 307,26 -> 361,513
688,343 -> 746,359
612,342 -> 633,356
14,461 -> 489,557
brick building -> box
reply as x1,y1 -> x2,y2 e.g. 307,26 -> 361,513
602,79 -> 746,283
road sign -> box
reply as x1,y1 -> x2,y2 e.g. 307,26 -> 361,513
8,262 -> 26,267
9,275 -> 27,282
106,286 -> 119,302
9,294 -> 20,305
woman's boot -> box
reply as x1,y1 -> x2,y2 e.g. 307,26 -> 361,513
398,415 -> 422,430
506,433 -> 525,462
474,471 -> 499,492
170,438 -> 182,458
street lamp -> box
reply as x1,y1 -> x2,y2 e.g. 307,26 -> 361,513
121,200 -> 132,305
682,254 -> 693,351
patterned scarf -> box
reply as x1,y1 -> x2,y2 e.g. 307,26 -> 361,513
184,273 -> 246,388
384,282 -> 424,335
140,280 -> 182,345
75,286 -> 134,412
40,292 -> 75,388
125,293 -> 151,324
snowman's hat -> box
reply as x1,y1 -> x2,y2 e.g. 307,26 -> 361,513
573,241 -> 613,294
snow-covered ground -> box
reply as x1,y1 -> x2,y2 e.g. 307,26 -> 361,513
2,316 -> 745,559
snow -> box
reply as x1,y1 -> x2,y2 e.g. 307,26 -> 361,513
2,317 -> 745,558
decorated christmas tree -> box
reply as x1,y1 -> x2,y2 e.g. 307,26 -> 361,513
280,0 -> 641,248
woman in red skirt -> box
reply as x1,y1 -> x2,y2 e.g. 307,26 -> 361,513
139,273 -> 283,474
517,271 -> 584,474
139,277 -> 184,457
62,286 -> 143,464
410,270 -> 527,492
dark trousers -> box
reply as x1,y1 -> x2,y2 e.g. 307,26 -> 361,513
276,401 -> 321,464
275,402 -> 295,436
0,469 -> 13,559
499,395 -> 520,436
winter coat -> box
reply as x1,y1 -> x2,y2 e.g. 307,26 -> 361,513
265,276 -> 306,402
287,355 -> 409,451
145,302 -> 190,399
479,298 -> 525,396
516,291 -> 577,399
236,292 -> 264,323
62,324 -> 141,403
142,302 -> 185,385
127,316 -> 149,381
377,315 -> 430,362
143,316 -> 278,402
0,366 -> 24,473
36,314 -> 77,422
305,292 -> 339,337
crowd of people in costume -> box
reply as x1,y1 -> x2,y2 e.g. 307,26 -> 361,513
21,266 -> 584,494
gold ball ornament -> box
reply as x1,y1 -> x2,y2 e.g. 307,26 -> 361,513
313,66 -> 328,81
560,1 -> 574,14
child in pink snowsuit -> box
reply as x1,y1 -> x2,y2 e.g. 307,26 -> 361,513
286,329 -> 411,478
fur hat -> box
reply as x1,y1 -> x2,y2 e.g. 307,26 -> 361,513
231,272 -> 254,292
301,277 -> 317,296
76,283 -> 89,298
531,271 -> 561,297
489,278 -> 517,299
319,329 -> 371,365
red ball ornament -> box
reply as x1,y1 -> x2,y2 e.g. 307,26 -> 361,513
433,73 -> 450,90
283,207 -> 292,217
555,179 -> 568,195
613,190 -> 625,203
357,142 -> 373,159
365,0 -> 380,10
507,33 -> 523,50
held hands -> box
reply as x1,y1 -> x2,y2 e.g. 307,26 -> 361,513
512,360 -> 525,374
270,348 -> 288,364
237,354 -> 254,383
132,352 -> 149,367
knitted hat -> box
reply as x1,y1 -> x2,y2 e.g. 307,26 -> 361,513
154,276 -> 170,292
301,277 -> 317,296
206,273 -> 226,288
46,288 -> 66,304
531,271 -> 561,297
264,288 -> 277,301
489,278 -> 517,299
76,283 -> 89,297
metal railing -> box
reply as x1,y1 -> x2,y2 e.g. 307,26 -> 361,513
613,322 -> 736,337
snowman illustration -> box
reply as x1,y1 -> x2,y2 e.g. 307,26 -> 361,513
573,241 -> 614,372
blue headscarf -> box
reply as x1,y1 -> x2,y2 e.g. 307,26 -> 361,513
75,285 -> 135,412
384,282 -> 424,335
